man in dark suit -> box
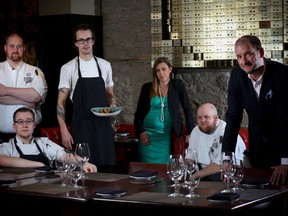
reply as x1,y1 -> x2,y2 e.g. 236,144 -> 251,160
222,35 -> 288,185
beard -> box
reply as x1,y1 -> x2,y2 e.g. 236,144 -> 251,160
199,125 -> 214,134
10,53 -> 22,62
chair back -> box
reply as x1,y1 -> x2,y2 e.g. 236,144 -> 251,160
128,161 -> 168,179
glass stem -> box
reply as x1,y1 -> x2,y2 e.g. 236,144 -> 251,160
174,180 -> 179,194
227,178 -> 230,190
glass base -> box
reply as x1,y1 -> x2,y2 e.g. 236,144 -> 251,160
232,186 -> 244,192
168,193 -> 184,197
70,184 -> 83,189
185,193 -> 200,198
221,188 -> 234,193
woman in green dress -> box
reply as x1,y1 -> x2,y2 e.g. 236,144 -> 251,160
134,57 -> 195,164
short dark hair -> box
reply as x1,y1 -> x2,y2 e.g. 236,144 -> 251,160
13,107 -> 35,121
235,35 -> 262,50
73,23 -> 96,43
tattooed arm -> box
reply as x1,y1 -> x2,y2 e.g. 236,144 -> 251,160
57,87 -> 74,150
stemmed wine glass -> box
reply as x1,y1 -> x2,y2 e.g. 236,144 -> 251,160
220,151 -> 236,193
184,148 -> 200,198
75,143 -> 90,180
183,148 -> 198,188
231,158 -> 244,192
55,149 -> 70,187
184,163 -> 201,198
66,152 -> 84,188
167,154 -> 186,197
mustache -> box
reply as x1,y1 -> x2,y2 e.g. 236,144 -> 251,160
244,62 -> 252,66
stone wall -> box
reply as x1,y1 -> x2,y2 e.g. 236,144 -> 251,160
101,0 -> 248,126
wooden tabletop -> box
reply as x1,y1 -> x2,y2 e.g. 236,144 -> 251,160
0,168 -> 287,216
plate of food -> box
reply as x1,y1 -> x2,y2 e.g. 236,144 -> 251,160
91,107 -> 124,117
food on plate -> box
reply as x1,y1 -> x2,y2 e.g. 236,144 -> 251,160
99,108 -> 112,113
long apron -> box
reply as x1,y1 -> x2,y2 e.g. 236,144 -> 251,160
71,57 -> 115,166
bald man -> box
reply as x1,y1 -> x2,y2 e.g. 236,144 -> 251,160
185,103 -> 246,181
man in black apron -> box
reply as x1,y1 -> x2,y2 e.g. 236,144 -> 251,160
57,24 -> 116,173
71,56 -> 116,172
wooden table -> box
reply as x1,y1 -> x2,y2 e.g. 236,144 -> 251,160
0,168 -> 287,216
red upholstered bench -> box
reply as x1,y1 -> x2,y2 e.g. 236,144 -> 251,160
40,125 -> 134,146
40,126 -> 70,147
40,127 -> 63,145
117,124 -> 135,137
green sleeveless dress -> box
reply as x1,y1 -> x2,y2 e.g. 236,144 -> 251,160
138,96 -> 172,164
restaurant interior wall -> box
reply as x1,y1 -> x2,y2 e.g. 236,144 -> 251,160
3,0 -> 288,128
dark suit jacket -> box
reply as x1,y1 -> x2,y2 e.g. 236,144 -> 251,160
222,58 -> 288,168
134,79 -> 194,138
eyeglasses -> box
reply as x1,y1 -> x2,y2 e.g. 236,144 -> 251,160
76,37 -> 94,44
14,119 -> 35,126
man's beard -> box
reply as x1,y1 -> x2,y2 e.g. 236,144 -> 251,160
10,53 -> 21,62
199,125 -> 213,134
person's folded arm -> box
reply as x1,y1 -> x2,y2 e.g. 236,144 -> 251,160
0,95 -> 36,107
0,84 -> 42,103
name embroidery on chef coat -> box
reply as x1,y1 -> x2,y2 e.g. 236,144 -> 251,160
24,72 -> 33,84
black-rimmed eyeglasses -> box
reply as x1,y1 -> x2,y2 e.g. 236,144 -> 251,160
14,119 -> 35,126
76,37 -> 94,44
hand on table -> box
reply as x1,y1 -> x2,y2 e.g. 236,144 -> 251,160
270,165 -> 288,185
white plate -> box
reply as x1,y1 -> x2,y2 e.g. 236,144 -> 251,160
96,191 -> 126,198
91,107 -> 124,117
129,175 -> 156,180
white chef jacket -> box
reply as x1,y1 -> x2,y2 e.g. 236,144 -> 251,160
0,61 -> 48,133
0,136 -> 65,161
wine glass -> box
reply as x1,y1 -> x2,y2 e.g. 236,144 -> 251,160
220,151 -> 236,193
231,159 -> 244,192
55,149 -> 70,187
167,154 -> 186,197
183,148 -> 198,188
67,154 -> 84,188
75,143 -> 90,179
184,164 -> 201,198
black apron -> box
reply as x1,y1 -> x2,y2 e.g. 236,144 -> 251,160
14,138 -> 50,166
71,56 -> 115,166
